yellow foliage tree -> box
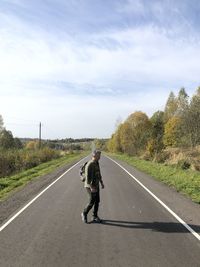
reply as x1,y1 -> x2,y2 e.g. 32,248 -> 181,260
107,134 -> 115,153
120,122 -> 135,155
125,111 -> 151,154
163,116 -> 182,147
108,111 -> 151,155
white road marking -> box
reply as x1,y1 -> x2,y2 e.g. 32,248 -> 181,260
0,156 -> 88,232
106,155 -> 200,242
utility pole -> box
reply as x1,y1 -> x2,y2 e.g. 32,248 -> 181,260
39,122 -> 42,148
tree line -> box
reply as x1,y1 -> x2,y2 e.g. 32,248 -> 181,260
0,118 -> 60,178
0,116 -> 93,178
0,116 -> 23,150
107,87 -> 200,158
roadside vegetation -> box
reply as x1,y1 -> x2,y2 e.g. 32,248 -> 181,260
0,116 -> 90,200
0,151 -> 88,200
94,86 -> 200,204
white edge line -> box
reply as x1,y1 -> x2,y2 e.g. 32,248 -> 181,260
0,155 -> 88,232
105,155 -> 200,242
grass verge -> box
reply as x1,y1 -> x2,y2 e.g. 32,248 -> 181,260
0,151 -> 88,200
107,152 -> 200,204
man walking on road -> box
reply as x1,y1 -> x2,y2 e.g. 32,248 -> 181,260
81,150 -> 104,223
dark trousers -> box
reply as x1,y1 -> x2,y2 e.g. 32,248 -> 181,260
84,188 -> 100,217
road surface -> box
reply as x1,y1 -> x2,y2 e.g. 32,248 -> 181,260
0,155 -> 200,266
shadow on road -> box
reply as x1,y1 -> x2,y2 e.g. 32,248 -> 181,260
100,219 -> 200,233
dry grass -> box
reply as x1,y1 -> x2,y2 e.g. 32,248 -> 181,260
162,147 -> 200,171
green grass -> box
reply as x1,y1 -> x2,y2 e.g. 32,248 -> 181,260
107,152 -> 200,204
0,151 -> 88,200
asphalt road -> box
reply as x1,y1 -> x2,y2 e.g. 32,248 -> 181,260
0,155 -> 200,267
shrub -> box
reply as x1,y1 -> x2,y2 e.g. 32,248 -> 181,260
0,147 -> 61,178
0,150 -> 20,177
37,147 -> 60,163
22,151 -> 41,169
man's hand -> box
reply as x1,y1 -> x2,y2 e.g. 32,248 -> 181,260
101,181 -> 105,189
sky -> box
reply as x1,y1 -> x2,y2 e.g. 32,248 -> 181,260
0,0 -> 200,139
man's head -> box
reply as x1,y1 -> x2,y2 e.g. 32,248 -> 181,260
92,150 -> 101,161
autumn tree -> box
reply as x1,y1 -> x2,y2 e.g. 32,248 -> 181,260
124,111 -> 151,155
175,88 -> 190,146
107,134 -> 116,153
163,89 -> 190,147
163,91 -> 178,122
184,87 -> 200,147
120,121 -> 135,155
163,116 -> 183,147
108,112 -> 151,155
176,88 -> 189,116
147,111 -> 164,155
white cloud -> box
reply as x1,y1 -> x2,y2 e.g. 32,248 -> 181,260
0,4 -> 200,138
1,15 -> 200,89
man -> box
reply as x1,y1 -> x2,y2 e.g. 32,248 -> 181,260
81,150 -> 104,223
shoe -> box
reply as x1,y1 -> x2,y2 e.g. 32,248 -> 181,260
81,212 -> 87,223
92,216 -> 102,223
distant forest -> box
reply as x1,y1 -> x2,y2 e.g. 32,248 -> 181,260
20,138 -> 95,144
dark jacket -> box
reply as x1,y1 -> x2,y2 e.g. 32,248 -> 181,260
84,160 -> 102,188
